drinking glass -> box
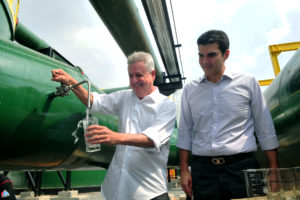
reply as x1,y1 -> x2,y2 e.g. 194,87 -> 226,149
243,168 -> 268,200
82,116 -> 100,152
267,168 -> 296,200
267,168 -> 281,200
293,167 -> 300,200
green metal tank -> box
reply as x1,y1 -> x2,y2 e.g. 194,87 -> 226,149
0,0 -> 179,171
263,49 -> 300,167
0,35 -> 118,170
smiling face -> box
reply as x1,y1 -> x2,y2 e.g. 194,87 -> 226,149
128,60 -> 156,99
198,42 -> 229,83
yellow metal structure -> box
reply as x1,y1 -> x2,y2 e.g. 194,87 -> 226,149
6,0 -> 19,29
259,41 -> 300,86
258,78 -> 274,86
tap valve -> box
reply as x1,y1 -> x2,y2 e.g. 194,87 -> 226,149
54,81 -> 87,97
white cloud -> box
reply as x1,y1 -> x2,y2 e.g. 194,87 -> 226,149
18,0 -> 128,89
229,53 -> 256,73
66,26 -> 128,88
265,24 -> 291,44
215,0 -> 249,24
254,45 -> 266,55
17,0 -> 300,90
274,0 -> 300,16
263,0 -> 299,44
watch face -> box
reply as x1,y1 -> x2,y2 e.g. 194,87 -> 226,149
1,189 -> 10,198
0,175 -> 16,200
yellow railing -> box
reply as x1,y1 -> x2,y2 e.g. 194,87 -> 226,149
259,41 -> 300,86
6,0 -> 20,29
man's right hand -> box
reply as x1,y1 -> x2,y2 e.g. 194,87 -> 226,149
180,168 -> 193,198
179,149 -> 193,198
51,68 -> 77,86
51,68 -> 91,106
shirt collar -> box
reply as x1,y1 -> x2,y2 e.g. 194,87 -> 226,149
199,68 -> 233,83
131,86 -> 159,102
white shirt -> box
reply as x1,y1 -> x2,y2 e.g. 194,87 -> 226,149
177,70 -> 279,156
91,88 -> 176,200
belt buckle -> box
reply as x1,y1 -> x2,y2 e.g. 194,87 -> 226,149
211,157 -> 225,165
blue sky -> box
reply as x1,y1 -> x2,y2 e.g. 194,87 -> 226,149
18,0 -> 300,90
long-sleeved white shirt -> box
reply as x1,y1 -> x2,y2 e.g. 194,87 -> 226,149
177,70 -> 279,156
91,88 -> 176,200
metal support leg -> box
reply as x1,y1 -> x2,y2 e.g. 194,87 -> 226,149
57,171 -> 71,191
66,171 -> 71,190
57,171 -> 67,188
35,171 -> 43,196
25,171 -> 43,196
25,171 -> 36,192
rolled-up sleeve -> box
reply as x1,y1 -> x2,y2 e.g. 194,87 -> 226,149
142,99 -> 176,152
90,91 -> 121,115
251,77 -> 279,150
177,87 -> 193,151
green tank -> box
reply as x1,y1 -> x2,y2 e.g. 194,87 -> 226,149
261,49 -> 300,167
0,0 -> 180,192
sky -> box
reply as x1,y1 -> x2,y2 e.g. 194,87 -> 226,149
17,0 -> 300,91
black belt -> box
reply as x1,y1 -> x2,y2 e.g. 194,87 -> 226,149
193,152 -> 254,165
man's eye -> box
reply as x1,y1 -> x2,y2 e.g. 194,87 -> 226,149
208,53 -> 217,58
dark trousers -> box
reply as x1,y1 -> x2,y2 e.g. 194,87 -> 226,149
151,192 -> 169,200
191,154 -> 259,200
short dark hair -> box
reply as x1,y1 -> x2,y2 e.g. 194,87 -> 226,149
197,30 -> 229,55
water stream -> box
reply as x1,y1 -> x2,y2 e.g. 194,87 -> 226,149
72,80 -> 91,144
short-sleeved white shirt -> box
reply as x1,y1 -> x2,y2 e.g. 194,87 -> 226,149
91,88 -> 176,200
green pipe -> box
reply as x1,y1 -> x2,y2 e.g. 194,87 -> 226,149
15,22 -> 50,51
0,0 -> 14,40
89,0 -> 163,84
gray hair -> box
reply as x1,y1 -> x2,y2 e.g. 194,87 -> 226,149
127,51 -> 155,73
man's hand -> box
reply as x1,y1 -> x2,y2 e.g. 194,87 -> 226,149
51,68 -> 92,106
86,125 -> 119,145
179,149 -> 193,198
268,168 -> 280,193
85,125 -> 155,148
180,168 -> 193,198
51,68 -> 77,86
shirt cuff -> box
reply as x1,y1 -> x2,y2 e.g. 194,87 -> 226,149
258,136 -> 279,150
142,127 -> 166,152
176,138 -> 192,151
90,92 -> 100,114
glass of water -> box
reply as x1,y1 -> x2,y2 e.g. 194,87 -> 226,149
293,167 -> 300,200
243,168 -> 269,199
82,116 -> 100,152
267,168 -> 296,200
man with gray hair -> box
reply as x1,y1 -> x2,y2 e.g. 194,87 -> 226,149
51,51 -> 176,200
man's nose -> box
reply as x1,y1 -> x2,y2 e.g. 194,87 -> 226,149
131,76 -> 138,83
202,56 -> 211,64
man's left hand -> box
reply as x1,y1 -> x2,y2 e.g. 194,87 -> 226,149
86,125 -> 119,145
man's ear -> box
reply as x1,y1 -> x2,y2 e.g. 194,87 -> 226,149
151,70 -> 156,77
224,49 -> 230,60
